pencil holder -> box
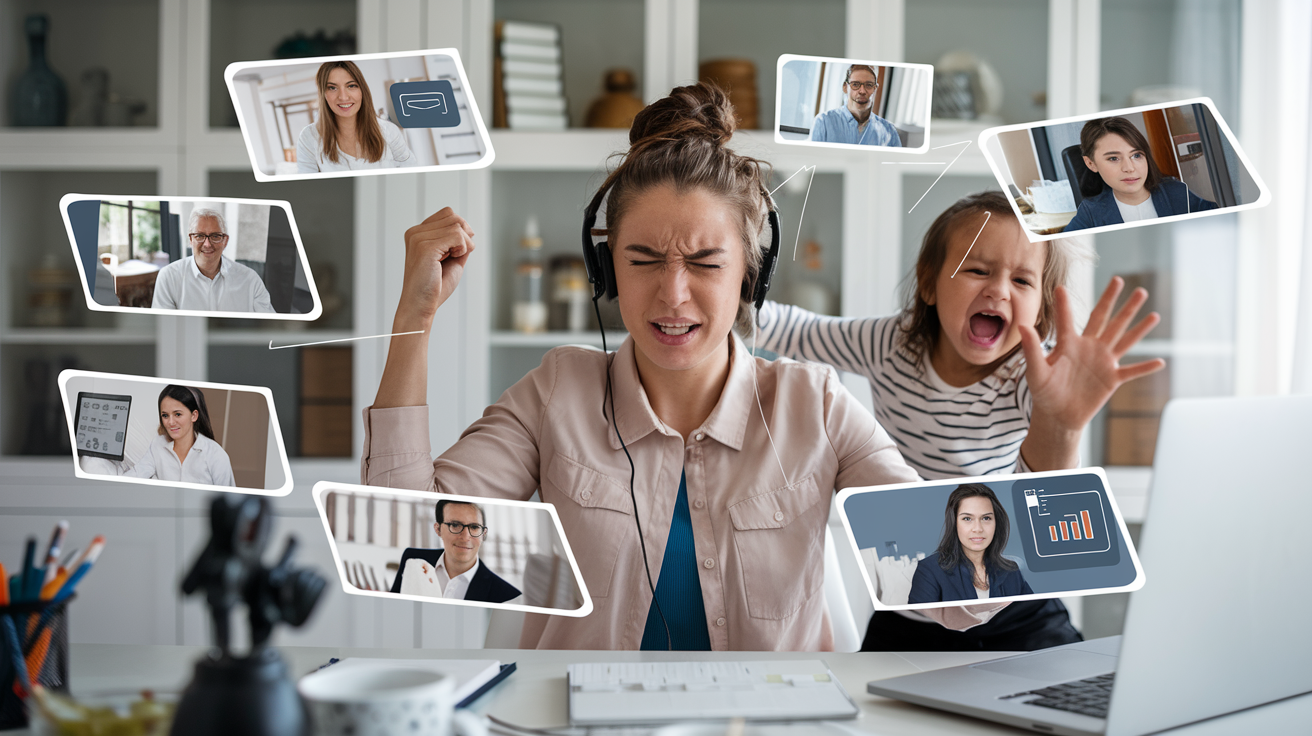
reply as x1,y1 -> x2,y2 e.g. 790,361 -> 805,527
0,598 -> 72,731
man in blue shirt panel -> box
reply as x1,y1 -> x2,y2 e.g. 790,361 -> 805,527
810,64 -> 902,147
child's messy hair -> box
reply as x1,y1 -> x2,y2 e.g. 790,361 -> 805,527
897,190 -> 1092,368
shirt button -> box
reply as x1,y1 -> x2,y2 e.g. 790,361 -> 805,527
693,499 -> 705,509
580,489 -> 591,500
716,617 -> 726,627
773,511 -> 784,522
703,558 -> 715,569
694,432 -> 705,441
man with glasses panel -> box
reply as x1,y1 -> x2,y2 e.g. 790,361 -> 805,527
809,64 -> 902,147
151,207 -> 275,312
390,499 -> 522,603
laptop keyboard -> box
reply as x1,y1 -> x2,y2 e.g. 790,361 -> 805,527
1009,672 -> 1115,719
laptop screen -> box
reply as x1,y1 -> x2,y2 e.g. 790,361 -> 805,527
73,391 -> 132,461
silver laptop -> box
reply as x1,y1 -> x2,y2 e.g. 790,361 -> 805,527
867,395 -> 1312,735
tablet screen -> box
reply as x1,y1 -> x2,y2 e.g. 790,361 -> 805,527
73,392 -> 132,461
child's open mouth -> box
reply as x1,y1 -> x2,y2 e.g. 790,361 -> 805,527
968,313 -> 1005,346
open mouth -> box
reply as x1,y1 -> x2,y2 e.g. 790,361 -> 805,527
968,313 -> 1006,346
650,321 -> 700,345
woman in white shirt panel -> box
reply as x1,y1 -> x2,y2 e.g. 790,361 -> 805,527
295,60 -> 420,174
121,385 -> 237,486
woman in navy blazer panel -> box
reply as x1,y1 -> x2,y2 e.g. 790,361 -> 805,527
908,483 -> 1032,604
1062,116 -> 1217,232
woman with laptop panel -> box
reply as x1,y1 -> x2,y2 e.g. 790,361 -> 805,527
361,83 -> 1008,650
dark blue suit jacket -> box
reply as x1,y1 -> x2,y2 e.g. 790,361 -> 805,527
389,548 -> 522,603
1062,177 -> 1218,232
907,551 -> 1033,604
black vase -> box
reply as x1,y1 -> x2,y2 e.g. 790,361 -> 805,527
12,14 -> 67,126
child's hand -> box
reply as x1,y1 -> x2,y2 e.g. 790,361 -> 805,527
1018,277 -> 1166,469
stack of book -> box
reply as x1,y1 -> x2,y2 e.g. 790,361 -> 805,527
494,20 -> 568,130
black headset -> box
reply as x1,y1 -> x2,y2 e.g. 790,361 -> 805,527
580,181 -> 782,309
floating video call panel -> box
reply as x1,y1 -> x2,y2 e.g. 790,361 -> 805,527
225,48 -> 494,181
59,370 -> 293,496
981,98 -> 1269,241
774,54 -> 933,152
313,483 -> 593,618
60,194 -> 320,319
838,469 -> 1144,610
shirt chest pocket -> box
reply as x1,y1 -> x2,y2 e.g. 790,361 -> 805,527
728,475 -> 827,620
544,453 -> 633,598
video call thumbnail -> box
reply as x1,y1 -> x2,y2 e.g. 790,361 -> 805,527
60,194 -> 320,319
59,370 -> 293,496
313,482 -> 592,618
838,469 -> 1144,610
225,48 -> 494,181
980,98 -> 1269,241
775,54 -> 933,152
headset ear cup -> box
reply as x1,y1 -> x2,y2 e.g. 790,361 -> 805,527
598,242 -> 618,300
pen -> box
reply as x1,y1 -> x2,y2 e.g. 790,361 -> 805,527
41,522 -> 69,588
19,538 -> 37,602
58,548 -> 80,570
53,537 -> 104,604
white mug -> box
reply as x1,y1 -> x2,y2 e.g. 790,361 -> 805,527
299,663 -> 455,736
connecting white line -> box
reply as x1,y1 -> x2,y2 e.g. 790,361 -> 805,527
269,330 -> 425,350
908,140 -> 973,214
881,162 -> 947,165
768,164 -> 818,261
950,211 -> 991,278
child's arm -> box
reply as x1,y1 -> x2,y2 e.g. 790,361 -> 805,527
754,300 -> 881,376
1017,277 -> 1166,471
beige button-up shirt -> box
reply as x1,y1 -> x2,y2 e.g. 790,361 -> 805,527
362,334 -> 938,650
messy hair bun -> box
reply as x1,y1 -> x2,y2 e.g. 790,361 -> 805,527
599,82 -> 772,330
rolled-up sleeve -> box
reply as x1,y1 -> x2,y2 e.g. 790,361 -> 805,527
824,367 -> 920,488
361,347 -> 558,500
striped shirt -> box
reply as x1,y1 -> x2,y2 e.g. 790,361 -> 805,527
756,302 -> 1032,480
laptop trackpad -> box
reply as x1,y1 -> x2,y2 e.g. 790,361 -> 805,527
970,650 -> 1117,682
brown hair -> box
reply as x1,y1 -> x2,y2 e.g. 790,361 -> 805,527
314,61 -> 386,164
898,191 -> 1080,368
601,82 -> 773,330
845,64 -> 878,85
1079,117 -> 1164,192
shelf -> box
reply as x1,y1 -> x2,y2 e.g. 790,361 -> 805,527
209,329 -> 355,347
490,330 -> 627,348
1,328 -> 155,345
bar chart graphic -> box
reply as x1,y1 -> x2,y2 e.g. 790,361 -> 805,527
1023,488 -> 1111,558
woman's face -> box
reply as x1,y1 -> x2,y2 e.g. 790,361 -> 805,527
612,184 -> 748,374
160,397 -> 199,441
1083,132 -> 1149,198
324,68 -> 363,119
956,495 -> 997,556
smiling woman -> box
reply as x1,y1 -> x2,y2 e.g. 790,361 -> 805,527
295,60 -> 420,173
359,83 -> 1015,651
119,385 -> 236,486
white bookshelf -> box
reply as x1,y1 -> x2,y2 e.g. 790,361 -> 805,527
0,0 -> 1265,648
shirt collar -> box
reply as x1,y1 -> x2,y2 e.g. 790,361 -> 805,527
164,433 -> 209,452
441,554 -> 479,583
606,332 -> 755,452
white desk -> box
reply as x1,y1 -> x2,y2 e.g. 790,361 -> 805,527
22,643 -> 1312,735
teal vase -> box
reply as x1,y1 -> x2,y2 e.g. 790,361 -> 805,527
12,14 -> 67,126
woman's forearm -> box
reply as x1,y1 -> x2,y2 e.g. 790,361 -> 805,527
373,311 -> 434,409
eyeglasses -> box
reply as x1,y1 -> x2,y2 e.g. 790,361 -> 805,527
441,521 -> 487,538
188,232 -> 228,244
847,81 -> 877,92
